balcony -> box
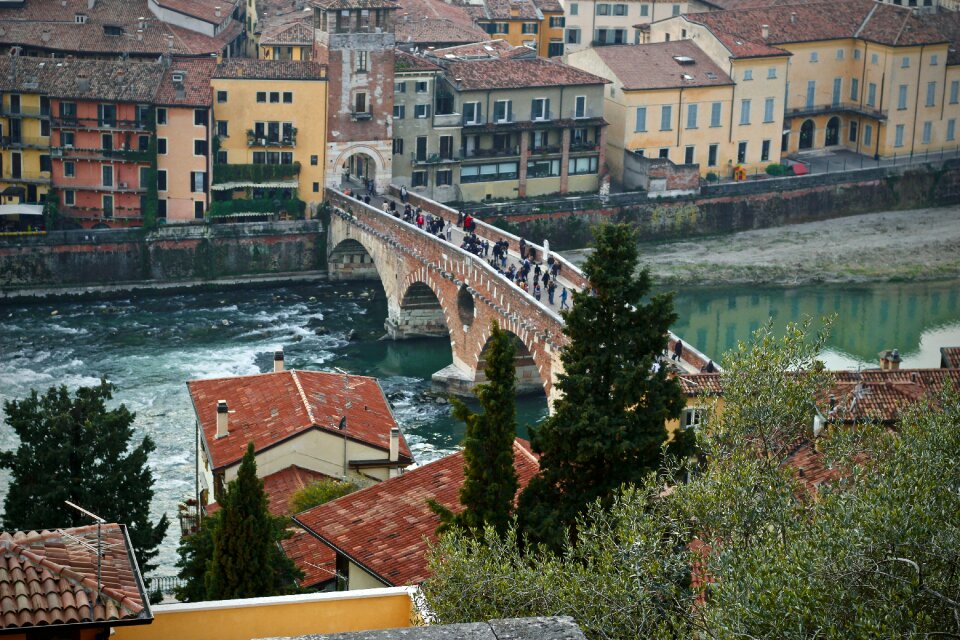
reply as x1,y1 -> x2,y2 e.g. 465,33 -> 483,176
208,197 -> 306,217
247,129 -> 298,148
785,101 -> 887,121
52,116 -> 154,132
410,152 -> 458,165
2,105 -> 50,118
528,144 -> 562,155
1,136 -> 49,149
432,112 -> 462,128
212,162 -> 301,186
569,140 -> 599,153
350,112 -> 372,121
572,108 -> 603,121
54,147 -> 153,162
460,146 -> 521,160
68,182 -> 147,194
1,171 -> 51,185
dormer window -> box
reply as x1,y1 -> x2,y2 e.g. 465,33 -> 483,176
172,72 -> 184,83
75,13 -> 88,23
104,24 -> 123,36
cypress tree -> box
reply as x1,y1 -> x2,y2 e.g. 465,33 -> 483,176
433,321 -> 519,537
518,223 -> 685,551
0,380 -> 168,576
205,442 -> 301,599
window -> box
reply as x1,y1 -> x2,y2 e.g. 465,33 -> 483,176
102,195 -> 114,217
931,54 -> 939,66
743,69 -> 753,81
805,81 -> 815,108
867,83 -> 877,107
98,104 -> 116,127
216,150 -> 227,163
64,161 -> 75,178
415,136 -> 428,162
392,138 -> 404,155
850,77 -> 859,102
659,148 -> 669,159
157,199 -> 167,219
550,16 -> 565,27
686,103 -> 698,129
269,91 -> 280,104
613,4 -> 627,15
463,102 -> 481,124
948,119 -> 956,142
194,201 -> 204,219
761,139 -> 771,162
810,51 -> 819,63
310,155 -> 318,166
832,78 -> 841,107
952,81 -> 960,104
157,138 -> 167,154
101,165 -> 113,187
413,81 -> 428,94
217,90 -> 228,103
710,102 -> 722,128
708,143 -> 718,167
439,135 -> 454,160
570,2 -> 578,14
41,119 -> 50,137
355,92 -> 367,113
283,91 -> 293,104
672,3 -> 680,15
194,140 -> 208,156
568,156 -> 599,174
194,109 -> 208,126
836,48 -> 844,60
682,408 -> 703,430
412,171 -> 428,187
871,53 -> 879,65
763,97 -> 774,123
532,98 -> 549,121
521,22 -> 538,33
216,120 -> 228,137
898,84 -> 908,110
660,105 -> 672,131
640,3 -> 648,15
566,28 -> 581,44
854,48 -> 861,60
190,171 -> 205,193
739,99 -> 751,125
922,121 -> 932,144
926,81 -> 936,107
596,3 -> 610,15
101,133 -> 113,151
527,159 -> 561,178
437,169 -> 453,185
575,95 -> 586,118
460,162 -> 519,182
8,94 -> 20,114
395,81 -> 406,93
256,91 -> 267,103
635,107 -> 647,132
737,141 -> 747,163
414,104 -> 430,118
901,56 -> 910,68
393,105 -> 406,119
156,108 -> 167,125
494,100 -> 512,123
895,124 -> 905,148
864,124 -> 873,147
767,67 -> 777,79
64,190 -> 75,206
139,167 -> 150,189
157,170 -> 167,191
684,145 -> 694,164
60,131 -> 74,148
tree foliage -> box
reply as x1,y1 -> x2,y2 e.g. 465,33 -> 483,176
204,443 -> 302,600
289,479 -> 357,514
518,223 -> 685,550
174,512 -> 219,603
432,321 -> 518,537
0,380 -> 168,576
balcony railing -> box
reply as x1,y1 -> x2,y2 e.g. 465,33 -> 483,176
0,172 -> 51,184
461,146 -> 521,160
246,129 -> 298,148
463,112 -> 556,127
785,101 -> 887,121
569,141 -> 599,152
53,147 -> 153,162
67,182 -> 147,193
351,112 -> 372,121
432,112 -> 461,128
410,152 -> 457,165
3,105 -> 50,118
572,109 -> 603,120
52,116 -> 154,131
1,136 -> 49,149
528,144 -> 562,155
212,162 -> 301,185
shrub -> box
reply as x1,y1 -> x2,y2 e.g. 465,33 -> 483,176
765,163 -> 788,176
705,172 -> 719,183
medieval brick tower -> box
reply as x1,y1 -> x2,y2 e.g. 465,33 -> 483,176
314,0 -> 396,193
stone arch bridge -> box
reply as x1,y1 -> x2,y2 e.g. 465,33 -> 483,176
324,188 -> 712,407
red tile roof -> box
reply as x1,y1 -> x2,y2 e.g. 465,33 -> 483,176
687,0 -> 946,60
187,369 -> 412,470
431,38 -> 518,59
395,50 -> 442,73
294,439 -> 541,587
213,59 -> 328,80
260,19 -> 315,46
155,57 -> 217,106
154,0 -> 240,25
942,347 -> 960,369
263,465 -> 335,517
396,18 -> 490,47
280,530 -> 337,588
312,0 -> 399,9
0,524 -> 151,632
0,56 -> 166,102
443,56 -> 609,91
591,41 -> 735,91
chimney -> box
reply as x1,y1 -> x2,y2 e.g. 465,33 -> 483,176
761,24 -> 769,40
389,427 -> 399,462
879,348 -> 902,371
790,11 -> 796,24
216,400 -> 229,438
88,0 -> 96,10
273,348 -> 285,372
215,5 -> 222,18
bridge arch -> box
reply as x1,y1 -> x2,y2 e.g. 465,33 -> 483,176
327,237 -> 382,282
473,321 -> 553,399
328,144 -> 390,193
390,273 -> 453,339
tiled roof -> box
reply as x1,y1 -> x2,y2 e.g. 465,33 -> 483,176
294,439 -> 541,587
923,12 -> 960,66
478,0 -> 539,21
0,56 -> 165,102
311,0 -> 399,9
154,0 -> 239,24
262,465 -> 335,517
431,39 -> 516,59
591,41 -> 734,91
942,347 -> 960,369
213,59 -> 327,80
687,0 -> 946,60
443,56 -> 609,91
677,372 -> 723,396
396,18 -> 490,47
0,524 -> 151,632
155,57 -> 217,106
0,0 -> 241,58
260,19 -> 315,45
280,530 -> 337,588
187,369 -> 412,470
395,50 -> 442,73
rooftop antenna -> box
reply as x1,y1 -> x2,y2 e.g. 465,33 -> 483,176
64,501 -> 106,621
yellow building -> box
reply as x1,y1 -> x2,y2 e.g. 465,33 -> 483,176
650,0 -> 960,161
567,39 -> 786,182
475,0 -> 567,57
0,89 -> 51,206
210,59 -> 327,219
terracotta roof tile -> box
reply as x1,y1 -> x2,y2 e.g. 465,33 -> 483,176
260,19 -> 316,46
187,370 -> 412,470
0,524 -> 150,632
430,38 -> 517,59
311,0 -> 399,9
396,18 -> 490,47
280,531 -> 337,588
154,0 -> 240,24
262,465 -> 336,517
591,41 -> 734,91
0,56 -> 165,102
213,59 -> 327,80
443,56 -> 609,91
941,347 -> 960,369
395,50 -> 442,73
155,57 -> 217,106
294,440 -> 540,586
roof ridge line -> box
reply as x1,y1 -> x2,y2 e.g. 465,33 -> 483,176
290,370 -> 317,425
513,439 -> 538,464
854,1 -> 879,39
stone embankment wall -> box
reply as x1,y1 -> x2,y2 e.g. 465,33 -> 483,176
0,221 -> 324,291
486,160 -> 960,247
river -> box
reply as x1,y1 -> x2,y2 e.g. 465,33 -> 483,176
1,278 -> 958,576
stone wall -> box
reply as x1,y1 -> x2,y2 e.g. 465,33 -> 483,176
623,152 -> 700,195
0,221 -> 324,290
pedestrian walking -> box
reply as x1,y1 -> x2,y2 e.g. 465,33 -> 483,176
547,281 -> 556,305
382,201 -> 389,213
672,340 -> 684,361
560,287 -> 569,309
519,237 -> 527,260
400,185 -> 408,203
534,283 -> 542,301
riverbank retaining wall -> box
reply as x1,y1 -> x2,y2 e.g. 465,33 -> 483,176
482,159 -> 960,248
0,221 -> 325,290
